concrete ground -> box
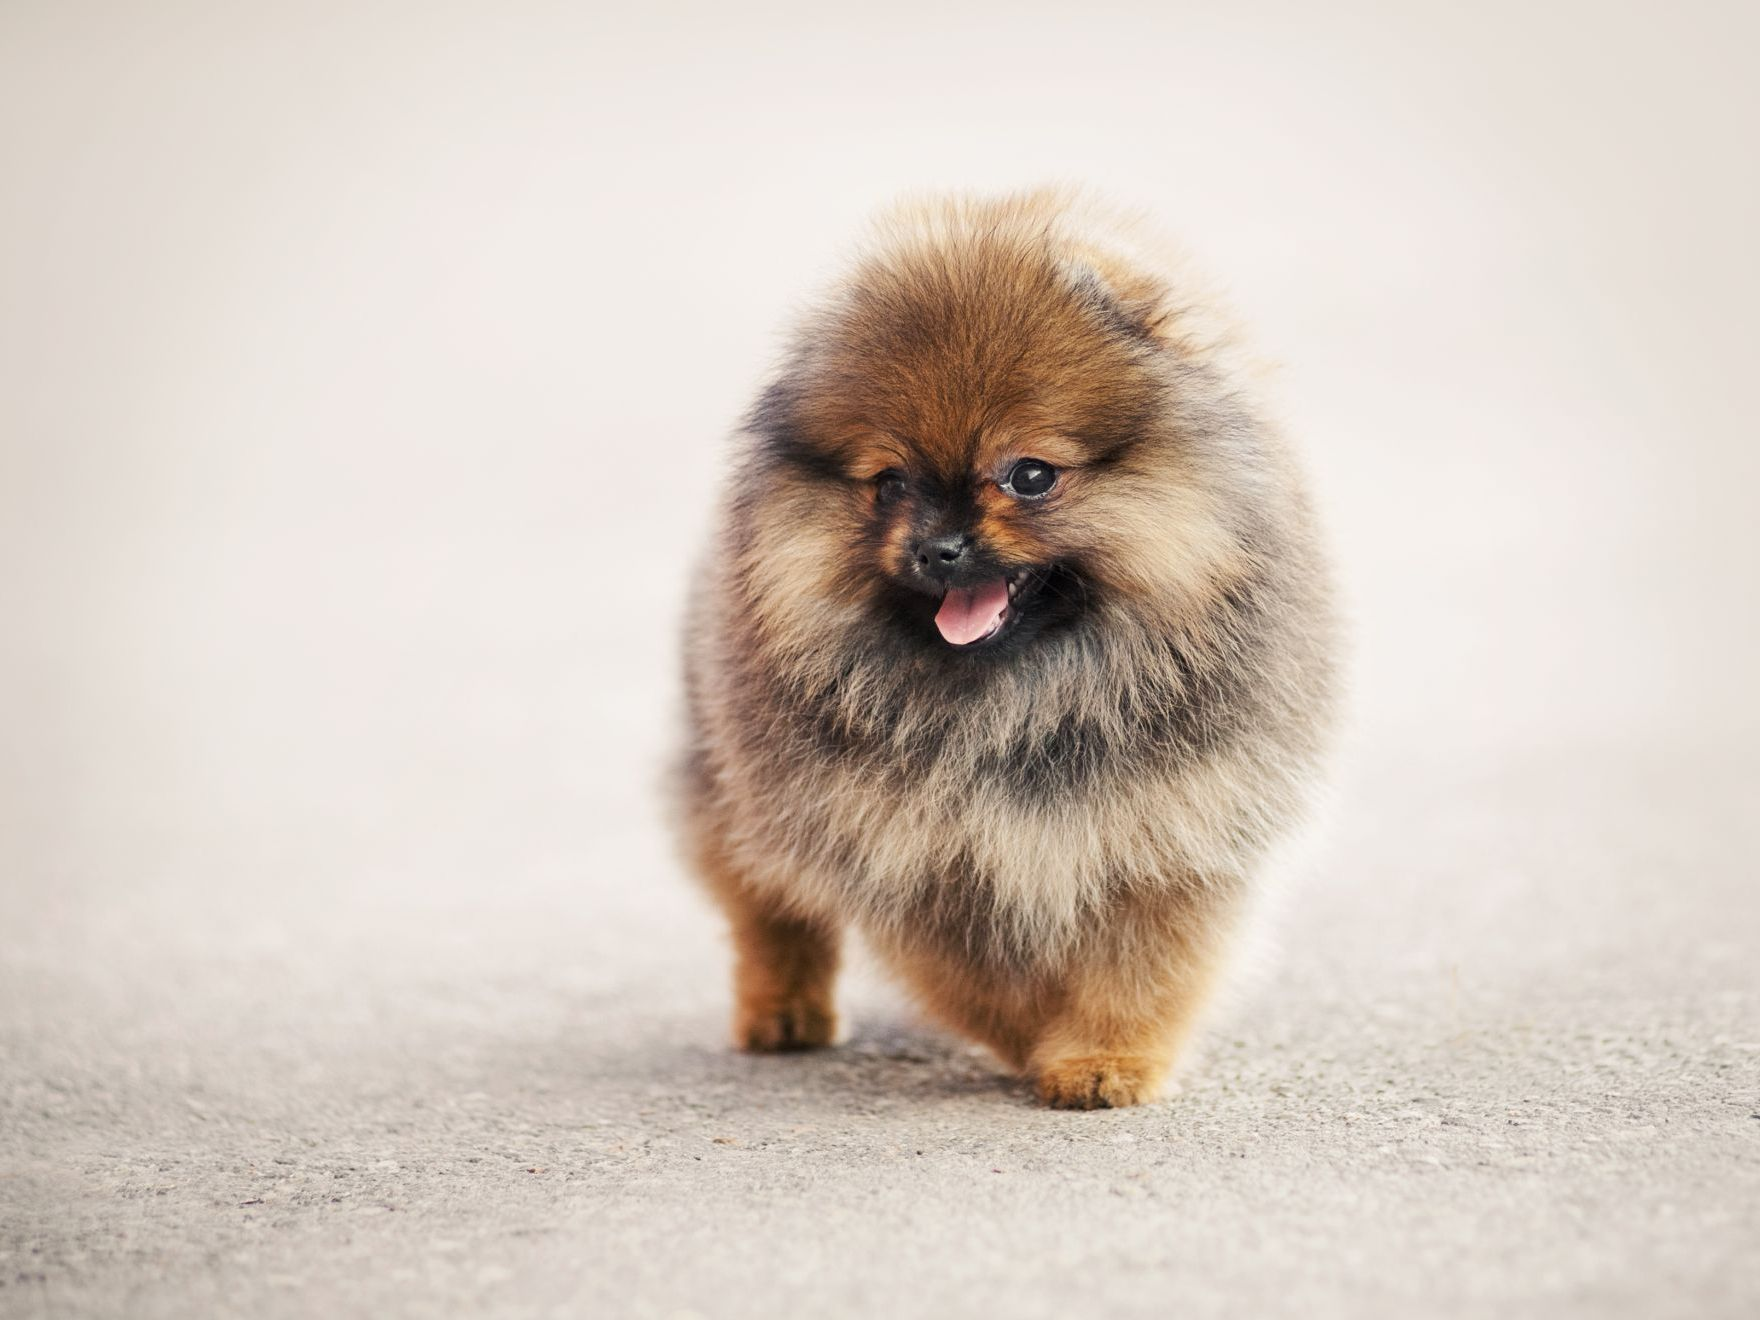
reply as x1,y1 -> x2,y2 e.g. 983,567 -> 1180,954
3,3 -> 1757,1317
4,735 -> 1758,1320
3,728 -> 1760,1316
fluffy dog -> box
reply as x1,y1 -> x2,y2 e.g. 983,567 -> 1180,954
676,191 -> 1337,1107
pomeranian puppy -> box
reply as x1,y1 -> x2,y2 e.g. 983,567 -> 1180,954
676,190 -> 1337,1108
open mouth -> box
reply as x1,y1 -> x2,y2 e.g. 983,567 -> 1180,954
933,568 -> 1038,647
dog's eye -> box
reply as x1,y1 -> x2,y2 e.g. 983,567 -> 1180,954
873,469 -> 907,506
1003,459 -> 1057,499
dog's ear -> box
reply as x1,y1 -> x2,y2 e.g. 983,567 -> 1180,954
1061,260 -> 1172,344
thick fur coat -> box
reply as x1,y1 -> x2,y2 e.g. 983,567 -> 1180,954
677,191 -> 1337,1107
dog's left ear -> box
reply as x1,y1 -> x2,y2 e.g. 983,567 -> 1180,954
1062,260 -> 1173,344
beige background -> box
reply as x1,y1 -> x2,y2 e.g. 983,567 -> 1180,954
2,3 -> 1756,1317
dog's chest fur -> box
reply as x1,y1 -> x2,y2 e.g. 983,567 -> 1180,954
700,639 -> 1276,957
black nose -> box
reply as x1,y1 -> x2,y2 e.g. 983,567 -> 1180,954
913,533 -> 969,580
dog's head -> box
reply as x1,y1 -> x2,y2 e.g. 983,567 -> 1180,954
733,194 -> 1251,667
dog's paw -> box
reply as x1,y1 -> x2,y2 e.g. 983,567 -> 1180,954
735,999 -> 838,1052
1033,1055 -> 1164,1109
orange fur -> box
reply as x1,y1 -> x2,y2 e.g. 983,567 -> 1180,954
693,834 -> 842,1052
675,190 -> 1338,1107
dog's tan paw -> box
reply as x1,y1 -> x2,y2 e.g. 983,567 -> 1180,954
1034,1055 -> 1164,1109
735,999 -> 838,1052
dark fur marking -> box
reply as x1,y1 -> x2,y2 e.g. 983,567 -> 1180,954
893,853 -> 1055,975
1067,264 -> 1159,346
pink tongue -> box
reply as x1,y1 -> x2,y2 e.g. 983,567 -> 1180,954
934,579 -> 1010,646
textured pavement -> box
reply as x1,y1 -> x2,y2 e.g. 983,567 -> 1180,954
4,735 -> 1757,1319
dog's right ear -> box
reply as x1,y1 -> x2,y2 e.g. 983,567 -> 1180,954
1061,259 -> 1172,345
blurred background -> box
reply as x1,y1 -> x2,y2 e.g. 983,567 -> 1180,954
2,3 -> 1756,1317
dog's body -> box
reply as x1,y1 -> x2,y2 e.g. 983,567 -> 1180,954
677,191 -> 1337,1107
